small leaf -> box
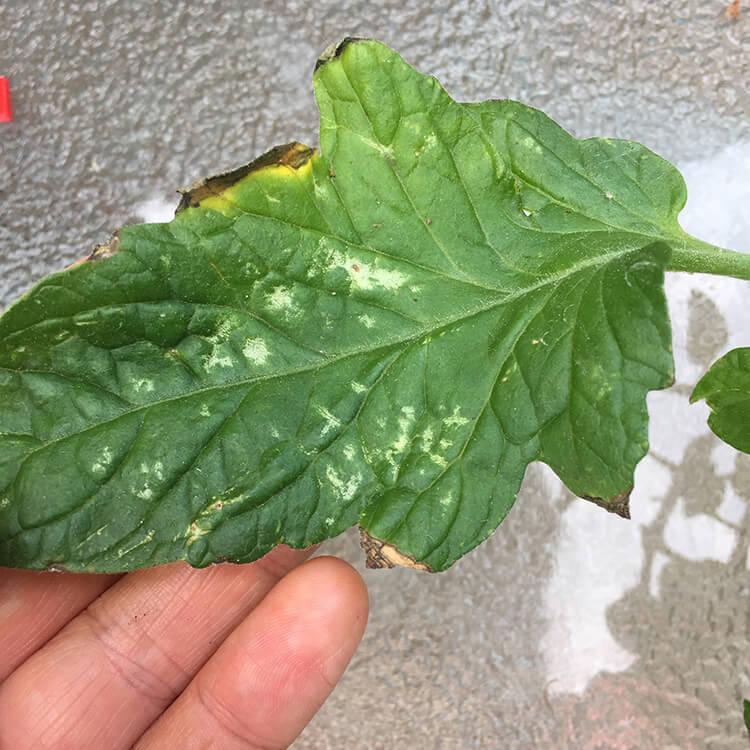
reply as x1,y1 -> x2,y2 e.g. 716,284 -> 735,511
691,347 -> 750,454
0,38 -> 697,573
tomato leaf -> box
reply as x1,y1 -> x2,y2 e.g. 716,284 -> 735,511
0,38 -> 699,572
691,348 -> 750,454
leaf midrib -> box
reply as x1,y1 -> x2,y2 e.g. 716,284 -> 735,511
2,244 -> 651,471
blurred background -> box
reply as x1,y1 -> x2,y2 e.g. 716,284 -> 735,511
1,1 -> 748,747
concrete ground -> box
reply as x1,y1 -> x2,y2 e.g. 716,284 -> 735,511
1,1 -> 748,747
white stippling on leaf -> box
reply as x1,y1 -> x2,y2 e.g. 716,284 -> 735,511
242,337 -> 269,364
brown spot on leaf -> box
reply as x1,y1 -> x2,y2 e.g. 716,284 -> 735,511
86,232 -> 120,262
359,527 -> 434,572
176,142 -> 316,213
581,488 -> 632,519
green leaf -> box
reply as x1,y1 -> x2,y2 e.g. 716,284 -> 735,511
744,699 -> 750,740
691,348 -> 750,454
0,37 -> 698,573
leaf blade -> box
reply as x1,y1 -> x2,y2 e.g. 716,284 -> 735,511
691,347 -> 750,454
0,39 -> 686,572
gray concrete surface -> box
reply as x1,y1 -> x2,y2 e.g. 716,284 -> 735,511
1,1 -> 748,747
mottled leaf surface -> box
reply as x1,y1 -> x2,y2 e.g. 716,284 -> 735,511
692,348 -> 750,454
0,39 -> 687,572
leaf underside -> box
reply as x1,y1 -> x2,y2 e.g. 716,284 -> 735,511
0,38 -> 689,573
692,348 -> 750,454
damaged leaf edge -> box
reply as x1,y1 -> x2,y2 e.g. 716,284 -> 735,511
314,36 -> 369,71
175,141 -> 316,212
580,488 -> 632,519
359,528 -> 435,572
84,141 -> 317,263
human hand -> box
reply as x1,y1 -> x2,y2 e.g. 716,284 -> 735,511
0,549 -> 368,748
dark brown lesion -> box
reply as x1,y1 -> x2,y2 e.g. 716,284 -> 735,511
175,141 -> 316,213
581,488 -> 632,519
358,527 -> 434,572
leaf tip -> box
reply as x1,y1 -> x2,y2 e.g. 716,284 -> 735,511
580,488 -> 632,519
314,37 -> 370,72
358,527 -> 434,572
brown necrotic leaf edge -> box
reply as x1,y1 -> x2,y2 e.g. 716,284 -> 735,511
358,529 -> 434,572
176,141 -> 315,212
85,141 -> 316,263
581,489 -> 632,519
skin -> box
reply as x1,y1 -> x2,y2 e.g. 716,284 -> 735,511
0,549 -> 369,749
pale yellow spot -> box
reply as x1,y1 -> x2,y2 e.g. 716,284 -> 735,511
421,426 -> 435,452
117,529 -> 156,557
199,194 -> 234,215
443,406 -> 470,428
522,135 -> 543,153
133,379 -> 155,393
317,405 -> 342,436
186,521 -> 209,545
325,465 -> 362,501
243,338 -> 269,364
91,446 -> 113,475
348,262 -> 406,291
266,285 -> 297,313
388,405 -> 418,461
204,352 -> 234,370
208,317 -> 238,344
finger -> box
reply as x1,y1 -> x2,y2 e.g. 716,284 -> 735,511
136,556 -> 368,750
0,568 -> 120,680
0,545 -> 316,750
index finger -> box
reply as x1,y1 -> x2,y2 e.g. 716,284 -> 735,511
0,568 -> 120,680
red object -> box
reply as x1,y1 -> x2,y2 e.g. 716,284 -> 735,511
0,78 -> 12,122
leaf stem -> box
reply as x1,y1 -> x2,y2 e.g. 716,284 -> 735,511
667,235 -> 750,280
